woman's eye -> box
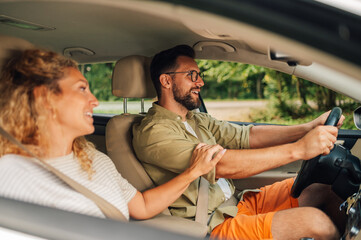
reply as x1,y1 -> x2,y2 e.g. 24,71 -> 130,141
80,86 -> 86,91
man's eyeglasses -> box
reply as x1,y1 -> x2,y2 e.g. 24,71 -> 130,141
165,70 -> 204,82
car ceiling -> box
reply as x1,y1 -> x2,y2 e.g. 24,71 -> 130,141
0,1 -> 204,62
0,0 -> 355,64
1,0 -> 361,102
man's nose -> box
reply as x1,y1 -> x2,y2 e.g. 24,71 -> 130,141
196,75 -> 204,87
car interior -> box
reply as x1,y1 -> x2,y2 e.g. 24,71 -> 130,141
1,0 -> 361,239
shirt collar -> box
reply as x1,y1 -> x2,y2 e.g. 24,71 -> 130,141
150,102 -> 195,121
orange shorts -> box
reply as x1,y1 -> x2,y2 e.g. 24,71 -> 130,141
210,178 -> 298,240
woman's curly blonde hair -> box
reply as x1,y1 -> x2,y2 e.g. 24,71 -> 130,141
0,49 -> 95,177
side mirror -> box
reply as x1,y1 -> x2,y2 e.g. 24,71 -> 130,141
354,107 -> 361,130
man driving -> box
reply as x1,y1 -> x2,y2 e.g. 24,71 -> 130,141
132,45 -> 345,240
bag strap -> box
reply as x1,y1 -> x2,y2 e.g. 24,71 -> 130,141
193,124 -> 209,225
0,126 -> 127,221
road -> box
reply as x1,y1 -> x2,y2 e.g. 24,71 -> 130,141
95,100 -> 268,122
204,100 -> 268,121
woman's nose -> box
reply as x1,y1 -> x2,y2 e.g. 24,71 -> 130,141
90,93 -> 99,107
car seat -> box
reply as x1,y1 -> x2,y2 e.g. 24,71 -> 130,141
106,55 -> 156,192
105,55 -> 208,237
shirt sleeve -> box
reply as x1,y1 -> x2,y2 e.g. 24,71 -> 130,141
116,173 -> 137,202
133,120 -> 198,174
198,113 -> 253,149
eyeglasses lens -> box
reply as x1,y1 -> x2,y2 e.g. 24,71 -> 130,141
190,71 -> 204,82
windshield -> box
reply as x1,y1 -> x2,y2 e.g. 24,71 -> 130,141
315,0 -> 361,16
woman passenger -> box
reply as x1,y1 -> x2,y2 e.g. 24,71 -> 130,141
0,49 -> 225,220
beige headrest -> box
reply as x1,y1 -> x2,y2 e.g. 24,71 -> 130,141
0,35 -> 34,72
112,55 -> 157,98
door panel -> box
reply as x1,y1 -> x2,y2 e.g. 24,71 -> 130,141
233,161 -> 301,191
351,139 -> 361,160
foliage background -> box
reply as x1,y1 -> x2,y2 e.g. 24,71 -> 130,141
84,60 -> 359,129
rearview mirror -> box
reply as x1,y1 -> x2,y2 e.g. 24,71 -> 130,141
354,107 -> 361,130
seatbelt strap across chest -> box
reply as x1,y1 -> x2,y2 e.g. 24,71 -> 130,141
193,123 -> 209,226
0,126 -> 127,221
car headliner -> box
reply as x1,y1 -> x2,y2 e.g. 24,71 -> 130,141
0,0 -> 361,102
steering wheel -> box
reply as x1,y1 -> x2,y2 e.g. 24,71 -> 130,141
290,107 -> 342,198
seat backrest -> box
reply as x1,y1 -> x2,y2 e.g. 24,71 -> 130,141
106,113 -> 154,191
105,55 -> 156,192
111,55 -> 156,98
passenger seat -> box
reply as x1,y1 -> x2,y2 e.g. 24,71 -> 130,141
105,55 -> 208,237
106,55 -> 155,192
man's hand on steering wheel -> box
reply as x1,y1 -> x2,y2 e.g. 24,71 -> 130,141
294,125 -> 338,160
310,110 -> 345,129
291,107 -> 344,198
296,109 -> 345,160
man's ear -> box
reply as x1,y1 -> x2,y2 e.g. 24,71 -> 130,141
159,74 -> 172,89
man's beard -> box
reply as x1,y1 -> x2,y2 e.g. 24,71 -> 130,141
173,82 -> 201,111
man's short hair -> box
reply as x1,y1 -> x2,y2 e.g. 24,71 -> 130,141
150,45 -> 195,98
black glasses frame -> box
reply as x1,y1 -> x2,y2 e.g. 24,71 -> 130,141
164,70 -> 204,82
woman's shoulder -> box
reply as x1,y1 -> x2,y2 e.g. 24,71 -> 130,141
86,148 -> 111,162
0,154 -> 59,198
0,154 -> 61,181
0,154 -> 37,170
85,148 -> 118,172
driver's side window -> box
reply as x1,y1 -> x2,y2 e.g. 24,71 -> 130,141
197,60 -> 358,129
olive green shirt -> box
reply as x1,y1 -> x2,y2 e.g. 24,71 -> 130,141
132,103 -> 253,231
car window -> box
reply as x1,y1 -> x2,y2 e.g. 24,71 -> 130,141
197,60 -> 359,130
82,63 -> 153,115
83,61 -> 358,129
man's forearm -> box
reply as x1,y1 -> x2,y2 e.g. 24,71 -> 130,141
249,123 -> 312,149
215,143 -> 300,179
216,125 -> 338,179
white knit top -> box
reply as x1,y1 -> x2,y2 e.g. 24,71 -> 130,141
0,149 -> 137,220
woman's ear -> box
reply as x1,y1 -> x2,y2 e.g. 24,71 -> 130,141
159,73 -> 172,89
33,86 -> 51,110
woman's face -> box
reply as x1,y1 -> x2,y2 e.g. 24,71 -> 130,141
51,67 -> 99,139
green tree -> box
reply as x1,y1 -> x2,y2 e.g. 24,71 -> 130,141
197,60 -> 266,99
84,63 -> 117,101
